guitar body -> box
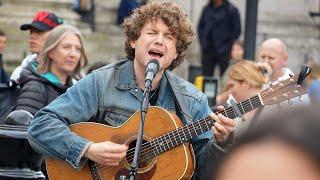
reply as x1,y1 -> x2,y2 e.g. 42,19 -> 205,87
46,107 -> 195,180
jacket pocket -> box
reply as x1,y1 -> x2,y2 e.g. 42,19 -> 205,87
97,107 -> 133,127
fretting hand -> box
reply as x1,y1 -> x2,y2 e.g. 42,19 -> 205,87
210,106 -> 235,143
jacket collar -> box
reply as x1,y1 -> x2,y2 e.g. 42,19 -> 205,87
165,71 -> 193,123
115,60 -> 137,90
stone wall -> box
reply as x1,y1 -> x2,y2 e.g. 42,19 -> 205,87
1,0 -> 319,79
174,0 -> 320,79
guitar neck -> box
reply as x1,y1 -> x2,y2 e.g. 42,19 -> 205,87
149,94 -> 264,156
220,94 -> 264,119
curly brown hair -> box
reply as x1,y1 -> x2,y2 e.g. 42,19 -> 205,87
122,1 -> 194,70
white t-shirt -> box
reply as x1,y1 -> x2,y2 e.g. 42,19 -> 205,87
10,54 -> 37,81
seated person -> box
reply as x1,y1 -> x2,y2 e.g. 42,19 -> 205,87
15,24 -> 88,119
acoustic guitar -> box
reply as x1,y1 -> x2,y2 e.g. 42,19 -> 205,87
46,74 -> 308,180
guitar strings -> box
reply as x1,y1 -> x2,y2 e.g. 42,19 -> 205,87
95,115 -> 227,173
96,115 -> 220,170
95,96 -> 267,173
94,78 -> 298,173
95,98 -> 263,172
95,95 -> 259,172
96,119 -> 214,173
95,117 -> 208,171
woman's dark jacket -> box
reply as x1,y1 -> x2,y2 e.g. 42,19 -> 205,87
15,63 -> 71,115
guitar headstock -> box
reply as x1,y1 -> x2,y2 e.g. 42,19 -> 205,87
260,74 -> 308,105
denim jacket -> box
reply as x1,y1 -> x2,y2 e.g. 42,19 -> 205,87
28,60 -> 226,179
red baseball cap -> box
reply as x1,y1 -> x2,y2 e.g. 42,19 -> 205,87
20,11 -> 63,31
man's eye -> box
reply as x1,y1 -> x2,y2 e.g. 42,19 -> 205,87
167,36 -> 174,40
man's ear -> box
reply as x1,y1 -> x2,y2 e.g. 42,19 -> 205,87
129,40 -> 136,49
283,52 -> 289,66
174,52 -> 178,60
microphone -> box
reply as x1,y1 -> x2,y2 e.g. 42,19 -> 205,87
145,59 -> 159,89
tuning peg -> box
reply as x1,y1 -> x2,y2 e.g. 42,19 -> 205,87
268,81 -> 273,87
283,93 -> 293,105
273,97 -> 277,103
298,95 -> 303,102
283,93 -> 288,98
290,78 -> 295,83
279,83 -> 284,88
289,73 -> 293,78
277,77 -> 283,82
269,88 -> 274,93
295,84 -> 301,89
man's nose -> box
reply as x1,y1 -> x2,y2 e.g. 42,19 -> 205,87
155,34 -> 164,45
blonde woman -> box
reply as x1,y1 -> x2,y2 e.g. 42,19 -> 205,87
223,60 -> 271,137
15,24 -> 88,117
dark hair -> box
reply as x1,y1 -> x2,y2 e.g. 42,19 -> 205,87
86,61 -> 108,74
0,29 -> 6,36
122,1 -> 194,70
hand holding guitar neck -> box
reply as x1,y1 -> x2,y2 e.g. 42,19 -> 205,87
210,106 -> 235,143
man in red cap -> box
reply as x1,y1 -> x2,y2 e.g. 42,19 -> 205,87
11,11 -> 63,81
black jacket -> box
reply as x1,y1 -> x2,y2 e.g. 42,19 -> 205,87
15,63 -> 71,115
198,0 -> 241,55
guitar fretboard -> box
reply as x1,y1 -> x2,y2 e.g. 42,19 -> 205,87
148,94 -> 263,156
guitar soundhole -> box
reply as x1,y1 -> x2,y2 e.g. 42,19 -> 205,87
126,139 -> 153,169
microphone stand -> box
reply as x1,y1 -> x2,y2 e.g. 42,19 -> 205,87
129,83 -> 152,180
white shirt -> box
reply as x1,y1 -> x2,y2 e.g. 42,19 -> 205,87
10,54 -> 37,81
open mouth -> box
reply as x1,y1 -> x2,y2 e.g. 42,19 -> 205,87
148,49 -> 163,59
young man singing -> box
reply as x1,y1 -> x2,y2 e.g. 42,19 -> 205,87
28,2 -> 235,179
